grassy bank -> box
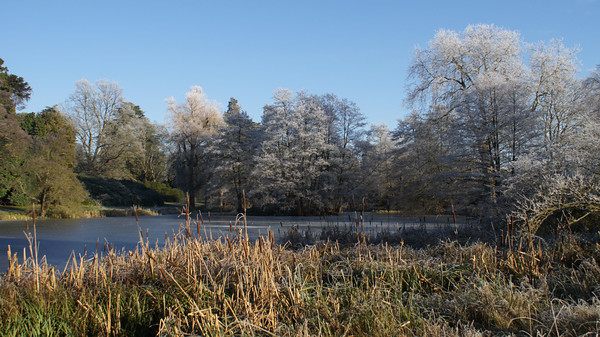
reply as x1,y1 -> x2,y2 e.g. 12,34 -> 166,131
0,205 -> 163,221
1,217 -> 600,336
81,206 -> 161,218
0,206 -> 32,220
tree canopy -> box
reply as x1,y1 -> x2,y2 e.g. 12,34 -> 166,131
0,58 -> 32,114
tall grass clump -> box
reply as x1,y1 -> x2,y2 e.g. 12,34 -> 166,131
1,209 -> 600,335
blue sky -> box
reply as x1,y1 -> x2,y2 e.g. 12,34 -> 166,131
4,0 -> 599,127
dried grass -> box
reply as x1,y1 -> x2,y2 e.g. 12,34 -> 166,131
1,213 -> 599,336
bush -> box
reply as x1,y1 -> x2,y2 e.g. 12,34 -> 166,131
1,187 -> 31,206
45,205 -> 81,219
512,173 -> 600,236
143,181 -> 184,203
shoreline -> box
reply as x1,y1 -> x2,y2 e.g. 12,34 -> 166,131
0,205 -> 183,221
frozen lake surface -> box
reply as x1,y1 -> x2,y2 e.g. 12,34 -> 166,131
0,213 -> 465,273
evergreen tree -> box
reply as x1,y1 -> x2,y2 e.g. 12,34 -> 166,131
20,107 -> 88,215
0,105 -> 32,205
210,98 -> 258,212
0,59 -> 33,205
0,58 -> 31,114
120,103 -> 169,182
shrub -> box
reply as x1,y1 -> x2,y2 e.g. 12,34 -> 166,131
512,173 -> 600,236
143,181 -> 184,203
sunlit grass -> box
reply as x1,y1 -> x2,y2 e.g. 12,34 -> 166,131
1,213 -> 599,336
0,205 -> 34,220
0,204 -> 160,220
81,206 -> 160,218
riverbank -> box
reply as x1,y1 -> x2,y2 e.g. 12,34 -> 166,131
1,219 -> 599,336
0,207 -> 30,220
0,205 -> 182,221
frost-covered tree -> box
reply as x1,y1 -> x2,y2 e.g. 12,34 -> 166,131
529,40 -> 584,155
121,104 -> 169,183
319,94 -> 366,213
358,123 -> 399,211
506,117 -> 600,236
393,112 -> 455,213
583,65 -> 600,117
402,24 -> 583,214
408,24 -> 522,117
210,98 -> 259,212
66,79 -> 142,176
251,89 -> 297,213
167,86 -> 223,209
406,24 -> 529,210
251,89 -> 333,215
104,102 -> 154,178
250,90 -> 366,215
502,42 -> 588,213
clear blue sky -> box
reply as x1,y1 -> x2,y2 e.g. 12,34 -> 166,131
4,0 -> 599,127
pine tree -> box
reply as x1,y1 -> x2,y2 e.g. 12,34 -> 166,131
210,98 -> 259,212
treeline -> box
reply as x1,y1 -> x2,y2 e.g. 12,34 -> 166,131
1,24 -> 599,219
167,87 -> 370,215
396,24 -> 600,224
0,68 -> 177,217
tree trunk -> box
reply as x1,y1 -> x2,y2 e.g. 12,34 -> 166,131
39,191 -> 47,217
188,192 -> 196,212
236,191 -> 243,214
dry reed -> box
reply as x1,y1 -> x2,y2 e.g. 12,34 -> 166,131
1,213 -> 600,336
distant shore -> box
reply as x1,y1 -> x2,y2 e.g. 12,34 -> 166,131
0,205 -> 184,221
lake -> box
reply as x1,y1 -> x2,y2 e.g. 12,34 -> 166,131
0,212 -> 462,274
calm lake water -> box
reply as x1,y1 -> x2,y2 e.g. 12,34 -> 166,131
0,213 -> 461,274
